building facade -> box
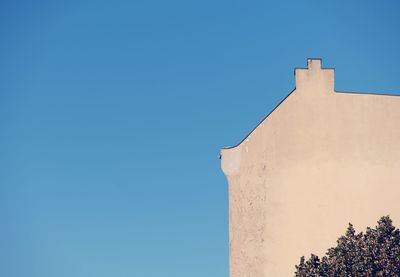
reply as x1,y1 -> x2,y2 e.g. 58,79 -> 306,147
220,59 -> 400,276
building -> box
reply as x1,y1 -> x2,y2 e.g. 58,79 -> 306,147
220,59 -> 400,277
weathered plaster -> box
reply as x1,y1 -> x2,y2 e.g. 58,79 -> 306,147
221,59 -> 400,277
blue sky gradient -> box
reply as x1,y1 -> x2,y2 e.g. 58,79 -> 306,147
1,1 -> 400,276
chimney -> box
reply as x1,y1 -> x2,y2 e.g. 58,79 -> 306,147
295,58 -> 334,93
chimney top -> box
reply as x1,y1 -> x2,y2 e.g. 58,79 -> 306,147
307,58 -> 322,70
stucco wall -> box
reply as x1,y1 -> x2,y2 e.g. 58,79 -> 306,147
221,59 -> 400,277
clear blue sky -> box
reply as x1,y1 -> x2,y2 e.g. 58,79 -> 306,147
1,1 -> 399,276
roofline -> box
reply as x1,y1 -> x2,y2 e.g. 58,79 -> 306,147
221,88 -> 400,152
334,90 -> 400,97
221,58 -> 400,153
221,87 -> 296,150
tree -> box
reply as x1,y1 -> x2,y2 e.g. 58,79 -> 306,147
294,216 -> 400,276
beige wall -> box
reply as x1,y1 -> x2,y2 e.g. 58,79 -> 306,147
220,59 -> 400,277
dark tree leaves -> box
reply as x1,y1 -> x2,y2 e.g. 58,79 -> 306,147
294,216 -> 400,276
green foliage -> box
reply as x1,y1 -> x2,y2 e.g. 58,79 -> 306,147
294,216 -> 400,276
